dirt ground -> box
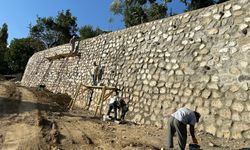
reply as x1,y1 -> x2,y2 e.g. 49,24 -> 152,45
0,81 -> 250,150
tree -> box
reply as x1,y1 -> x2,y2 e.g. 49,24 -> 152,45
146,3 -> 167,22
30,9 -> 78,48
4,38 -> 45,73
216,0 -> 229,4
79,25 -> 109,40
124,5 -> 147,27
180,0 -> 215,11
79,25 -> 95,40
110,0 -> 168,27
0,23 -> 8,48
0,23 -> 10,74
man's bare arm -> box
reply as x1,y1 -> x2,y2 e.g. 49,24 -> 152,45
190,125 -> 198,144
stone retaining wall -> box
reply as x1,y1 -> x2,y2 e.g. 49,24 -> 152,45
22,0 -> 250,139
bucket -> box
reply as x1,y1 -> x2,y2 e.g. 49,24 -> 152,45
189,144 -> 200,150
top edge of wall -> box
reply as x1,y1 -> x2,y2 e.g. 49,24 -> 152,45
37,0 -> 238,53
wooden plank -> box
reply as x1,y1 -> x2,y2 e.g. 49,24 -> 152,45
82,84 -> 117,90
67,83 -> 80,109
68,83 -> 117,112
46,52 -> 80,61
68,82 -> 84,110
70,87 -> 88,110
103,91 -> 114,102
94,86 -> 106,116
99,86 -> 107,115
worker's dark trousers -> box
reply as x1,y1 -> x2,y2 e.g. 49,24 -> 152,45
107,103 -> 118,119
167,116 -> 187,150
92,75 -> 97,86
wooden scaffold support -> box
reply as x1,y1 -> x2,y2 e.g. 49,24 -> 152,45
68,83 -> 118,117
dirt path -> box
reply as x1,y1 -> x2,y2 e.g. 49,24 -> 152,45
0,82 -> 41,150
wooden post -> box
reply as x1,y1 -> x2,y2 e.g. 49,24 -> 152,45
68,84 -> 118,114
68,83 -> 90,110
99,86 -> 107,115
103,90 -> 114,102
94,86 -> 106,116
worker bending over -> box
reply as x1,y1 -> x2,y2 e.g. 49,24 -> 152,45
167,107 -> 201,150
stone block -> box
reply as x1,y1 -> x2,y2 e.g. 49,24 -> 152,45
232,102 -> 244,112
216,129 -> 231,139
149,80 -> 157,87
173,82 -> 181,88
197,107 -> 210,115
241,112 -> 250,123
235,91 -> 248,101
208,28 -> 219,35
243,130 -> 250,139
201,89 -> 211,98
223,11 -> 232,18
166,36 -> 172,42
233,5 -> 241,11
133,114 -> 142,122
241,83 -> 249,91
207,83 -> 219,90
231,131 -> 242,139
194,97 -> 203,106
232,122 -> 250,132
170,89 -> 178,95
213,14 -> 222,20
244,17 -> 250,22
159,87 -> 166,94
175,70 -> 184,75
212,91 -> 221,98
232,112 -> 241,121
181,97 -> 189,103
172,64 -> 179,70
184,88 -> 192,97
239,24 -> 248,31
206,124 -> 217,136
184,67 -> 195,75
219,48 -> 229,53
225,4 -> 232,10
211,99 -> 223,108
194,25 -> 202,31
230,84 -> 240,92
199,48 -> 210,55
246,102 -> 250,111
216,118 -> 223,126
219,109 -> 231,119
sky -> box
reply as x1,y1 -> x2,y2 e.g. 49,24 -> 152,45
0,0 -> 186,44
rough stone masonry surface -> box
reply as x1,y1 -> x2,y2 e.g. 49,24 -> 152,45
22,0 -> 250,139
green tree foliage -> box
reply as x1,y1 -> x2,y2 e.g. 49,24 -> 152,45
4,38 -> 45,73
79,25 -> 109,40
124,6 -> 147,27
146,3 -> 167,22
216,0 -> 229,4
180,0 -> 215,11
110,0 -> 167,27
0,23 -> 8,48
0,23 -> 10,74
79,25 -> 95,40
180,0 -> 229,11
110,0 -> 123,15
30,10 -> 77,48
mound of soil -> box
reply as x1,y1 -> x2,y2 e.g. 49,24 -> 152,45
29,87 -> 72,110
